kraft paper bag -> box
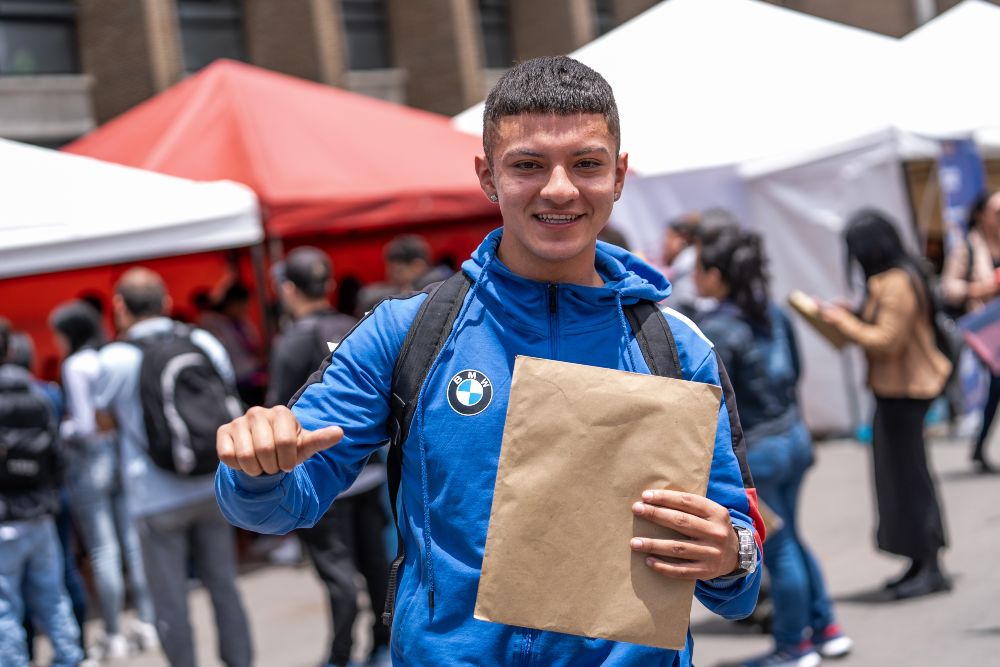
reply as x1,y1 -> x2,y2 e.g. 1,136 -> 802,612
787,291 -> 848,350
474,355 -> 723,650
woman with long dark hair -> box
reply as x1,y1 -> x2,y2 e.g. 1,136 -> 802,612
50,300 -> 158,659
941,190 -> 1000,472
822,210 -> 952,599
695,227 -> 850,667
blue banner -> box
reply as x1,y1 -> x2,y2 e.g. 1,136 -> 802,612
938,139 -> 986,250
938,139 -> 989,427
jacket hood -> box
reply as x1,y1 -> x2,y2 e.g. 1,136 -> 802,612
461,228 -> 671,311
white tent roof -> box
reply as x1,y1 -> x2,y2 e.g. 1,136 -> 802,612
0,138 -> 262,279
454,0 -> 897,175
894,0 -> 1000,144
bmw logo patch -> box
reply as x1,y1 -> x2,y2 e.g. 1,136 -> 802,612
447,369 -> 493,416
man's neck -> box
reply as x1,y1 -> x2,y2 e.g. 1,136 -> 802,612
293,300 -> 332,320
126,314 -> 166,330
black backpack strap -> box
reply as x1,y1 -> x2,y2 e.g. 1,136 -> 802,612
964,235 -> 975,283
624,300 -> 681,379
382,271 -> 471,626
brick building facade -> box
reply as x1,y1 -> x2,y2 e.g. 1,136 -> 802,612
0,0 -> 996,144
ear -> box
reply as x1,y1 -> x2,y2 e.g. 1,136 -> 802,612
708,266 -> 725,287
111,294 -> 130,331
475,155 -> 497,201
614,151 -> 628,200
162,295 -> 174,317
111,294 -> 125,318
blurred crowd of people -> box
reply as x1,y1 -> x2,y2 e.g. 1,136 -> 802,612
2,189 -> 998,667
0,235 -> 447,667
619,191 -> 999,665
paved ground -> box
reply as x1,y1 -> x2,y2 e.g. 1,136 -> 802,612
37,437 -> 1000,666
690,437 -> 1000,667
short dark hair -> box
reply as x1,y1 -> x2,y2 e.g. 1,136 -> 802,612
115,268 -> 167,318
50,300 -> 105,355
384,235 -> 431,265
218,281 -> 251,308
482,56 -> 620,163
279,246 -> 332,300
0,317 -> 10,360
8,333 -> 34,370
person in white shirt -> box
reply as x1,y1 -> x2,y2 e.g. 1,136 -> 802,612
51,300 -> 158,659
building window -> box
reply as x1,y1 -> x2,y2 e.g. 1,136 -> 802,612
0,1 -> 79,75
342,0 -> 392,70
478,0 -> 512,69
593,0 -> 615,35
177,0 -> 247,73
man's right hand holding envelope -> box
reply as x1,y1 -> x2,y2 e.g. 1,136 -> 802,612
630,489 -> 739,580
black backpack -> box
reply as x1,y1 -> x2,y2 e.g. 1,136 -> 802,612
380,272 -> 682,625
133,324 -> 244,476
0,366 -> 59,495
904,266 -> 964,377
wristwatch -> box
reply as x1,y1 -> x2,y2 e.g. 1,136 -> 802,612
730,525 -> 757,577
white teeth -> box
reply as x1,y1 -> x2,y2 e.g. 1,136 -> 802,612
536,214 -> 580,223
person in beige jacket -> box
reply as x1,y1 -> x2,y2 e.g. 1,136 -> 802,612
940,190 -> 1000,471
822,210 -> 951,601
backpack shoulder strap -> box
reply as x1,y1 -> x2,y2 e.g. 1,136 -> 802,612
964,235 -> 975,283
382,271 -> 471,625
624,300 -> 681,379
129,321 -> 189,349
387,272 -> 473,449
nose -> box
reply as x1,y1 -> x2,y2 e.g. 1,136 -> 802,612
540,165 -> 579,204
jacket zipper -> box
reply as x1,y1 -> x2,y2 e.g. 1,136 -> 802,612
517,628 -> 537,666
548,284 -> 559,359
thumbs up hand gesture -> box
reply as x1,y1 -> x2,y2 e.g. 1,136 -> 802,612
217,405 -> 343,476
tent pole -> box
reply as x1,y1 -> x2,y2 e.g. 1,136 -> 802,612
899,158 -> 937,258
250,242 -> 273,357
918,160 -> 939,255
268,236 -> 285,266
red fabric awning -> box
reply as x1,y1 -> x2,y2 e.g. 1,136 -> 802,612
65,60 -> 497,238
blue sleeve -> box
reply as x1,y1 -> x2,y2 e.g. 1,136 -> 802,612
215,295 -> 425,534
689,349 -> 763,620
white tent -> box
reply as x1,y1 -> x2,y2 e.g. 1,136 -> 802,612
0,138 -> 262,279
895,0 -> 1000,149
455,0 -> 930,433
455,0 -> 901,174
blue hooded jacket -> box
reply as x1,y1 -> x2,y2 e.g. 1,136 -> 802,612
216,229 -> 763,666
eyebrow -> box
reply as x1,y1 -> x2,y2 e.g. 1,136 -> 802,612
505,148 -> 545,158
503,146 -> 612,159
572,146 -> 612,157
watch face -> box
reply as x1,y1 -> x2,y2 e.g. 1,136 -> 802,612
736,527 -> 756,573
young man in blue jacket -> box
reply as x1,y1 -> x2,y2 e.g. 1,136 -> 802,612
216,56 -> 764,666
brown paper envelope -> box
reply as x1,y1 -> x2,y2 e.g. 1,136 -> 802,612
474,356 -> 722,650
787,290 -> 848,349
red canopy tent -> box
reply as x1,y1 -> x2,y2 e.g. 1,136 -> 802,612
56,60 -> 501,386
65,59 -> 498,240
0,61 -> 499,382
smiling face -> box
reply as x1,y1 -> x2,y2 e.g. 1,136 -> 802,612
475,113 -> 628,286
